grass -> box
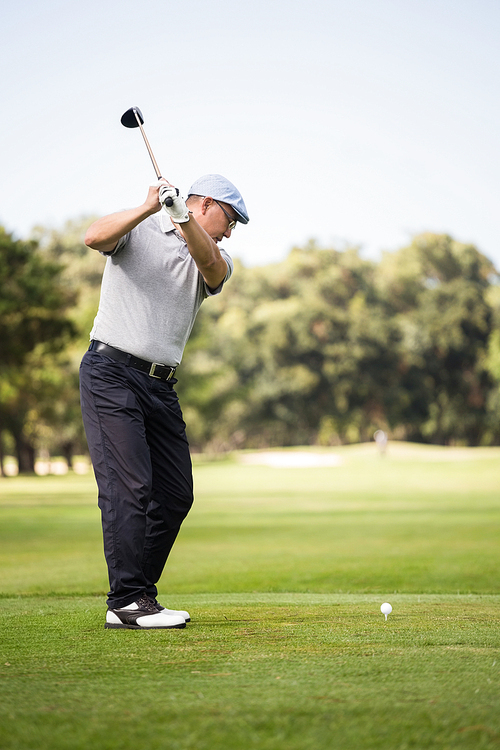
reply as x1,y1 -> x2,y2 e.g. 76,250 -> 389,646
1,442 -> 499,749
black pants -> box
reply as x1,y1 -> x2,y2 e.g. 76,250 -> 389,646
79,350 -> 194,609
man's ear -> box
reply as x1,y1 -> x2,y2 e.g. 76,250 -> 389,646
200,196 -> 214,215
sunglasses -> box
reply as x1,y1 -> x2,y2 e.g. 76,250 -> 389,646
214,200 -> 237,231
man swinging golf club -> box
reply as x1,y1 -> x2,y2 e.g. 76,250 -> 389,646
80,137 -> 249,628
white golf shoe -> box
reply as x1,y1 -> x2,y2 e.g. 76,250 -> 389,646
105,594 -> 186,629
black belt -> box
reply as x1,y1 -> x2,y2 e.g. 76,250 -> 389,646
89,341 -> 177,381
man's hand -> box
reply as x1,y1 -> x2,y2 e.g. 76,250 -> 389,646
159,185 -> 190,223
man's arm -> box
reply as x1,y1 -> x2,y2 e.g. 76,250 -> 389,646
158,184 -> 228,289
84,185 -> 162,253
178,216 -> 228,290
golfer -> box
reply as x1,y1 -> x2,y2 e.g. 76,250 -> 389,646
80,175 -> 249,629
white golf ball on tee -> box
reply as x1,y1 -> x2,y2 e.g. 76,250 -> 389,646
381,602 -> 392,620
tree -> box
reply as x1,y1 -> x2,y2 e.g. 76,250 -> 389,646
377,233 -> 497,444
178,243 -> 402,449
24,217 -> 106,466
0,226 -> 77,473
178,235 -> 500,450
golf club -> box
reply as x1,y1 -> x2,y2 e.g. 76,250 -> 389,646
120,106 -> 173,206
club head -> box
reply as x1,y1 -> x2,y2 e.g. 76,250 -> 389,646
120,107 -> 144,128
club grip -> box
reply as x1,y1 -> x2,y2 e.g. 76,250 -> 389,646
159,181 -> 175,207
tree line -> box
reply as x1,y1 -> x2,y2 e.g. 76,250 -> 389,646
1,220 -> 500,474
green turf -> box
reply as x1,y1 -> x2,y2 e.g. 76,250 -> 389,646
1,443 -> 499,749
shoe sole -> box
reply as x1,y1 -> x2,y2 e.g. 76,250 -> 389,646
105,621 -> 186,630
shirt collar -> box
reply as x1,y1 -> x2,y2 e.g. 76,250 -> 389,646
158,210 -> 177,234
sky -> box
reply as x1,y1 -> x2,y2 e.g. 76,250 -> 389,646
1,0 -> 499,269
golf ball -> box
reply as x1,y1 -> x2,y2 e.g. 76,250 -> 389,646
381,602 -> 392,615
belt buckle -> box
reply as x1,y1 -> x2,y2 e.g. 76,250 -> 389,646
149,362 -> 174,380
149,362 -> 163,379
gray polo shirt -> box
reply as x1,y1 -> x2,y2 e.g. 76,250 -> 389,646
89,211 -> 233,365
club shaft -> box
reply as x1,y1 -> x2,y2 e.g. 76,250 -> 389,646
133,111 -> 162,179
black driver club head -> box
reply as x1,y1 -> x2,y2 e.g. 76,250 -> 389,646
120,107 -> 144,128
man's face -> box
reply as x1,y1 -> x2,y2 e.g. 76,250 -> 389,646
196,198 -> 238,243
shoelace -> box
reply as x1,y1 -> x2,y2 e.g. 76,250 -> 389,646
135,594 -> 160,613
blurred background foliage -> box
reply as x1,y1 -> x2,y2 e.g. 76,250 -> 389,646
1,220 -> 500,473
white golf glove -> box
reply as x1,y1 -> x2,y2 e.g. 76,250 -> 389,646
159,184 -> 190,223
